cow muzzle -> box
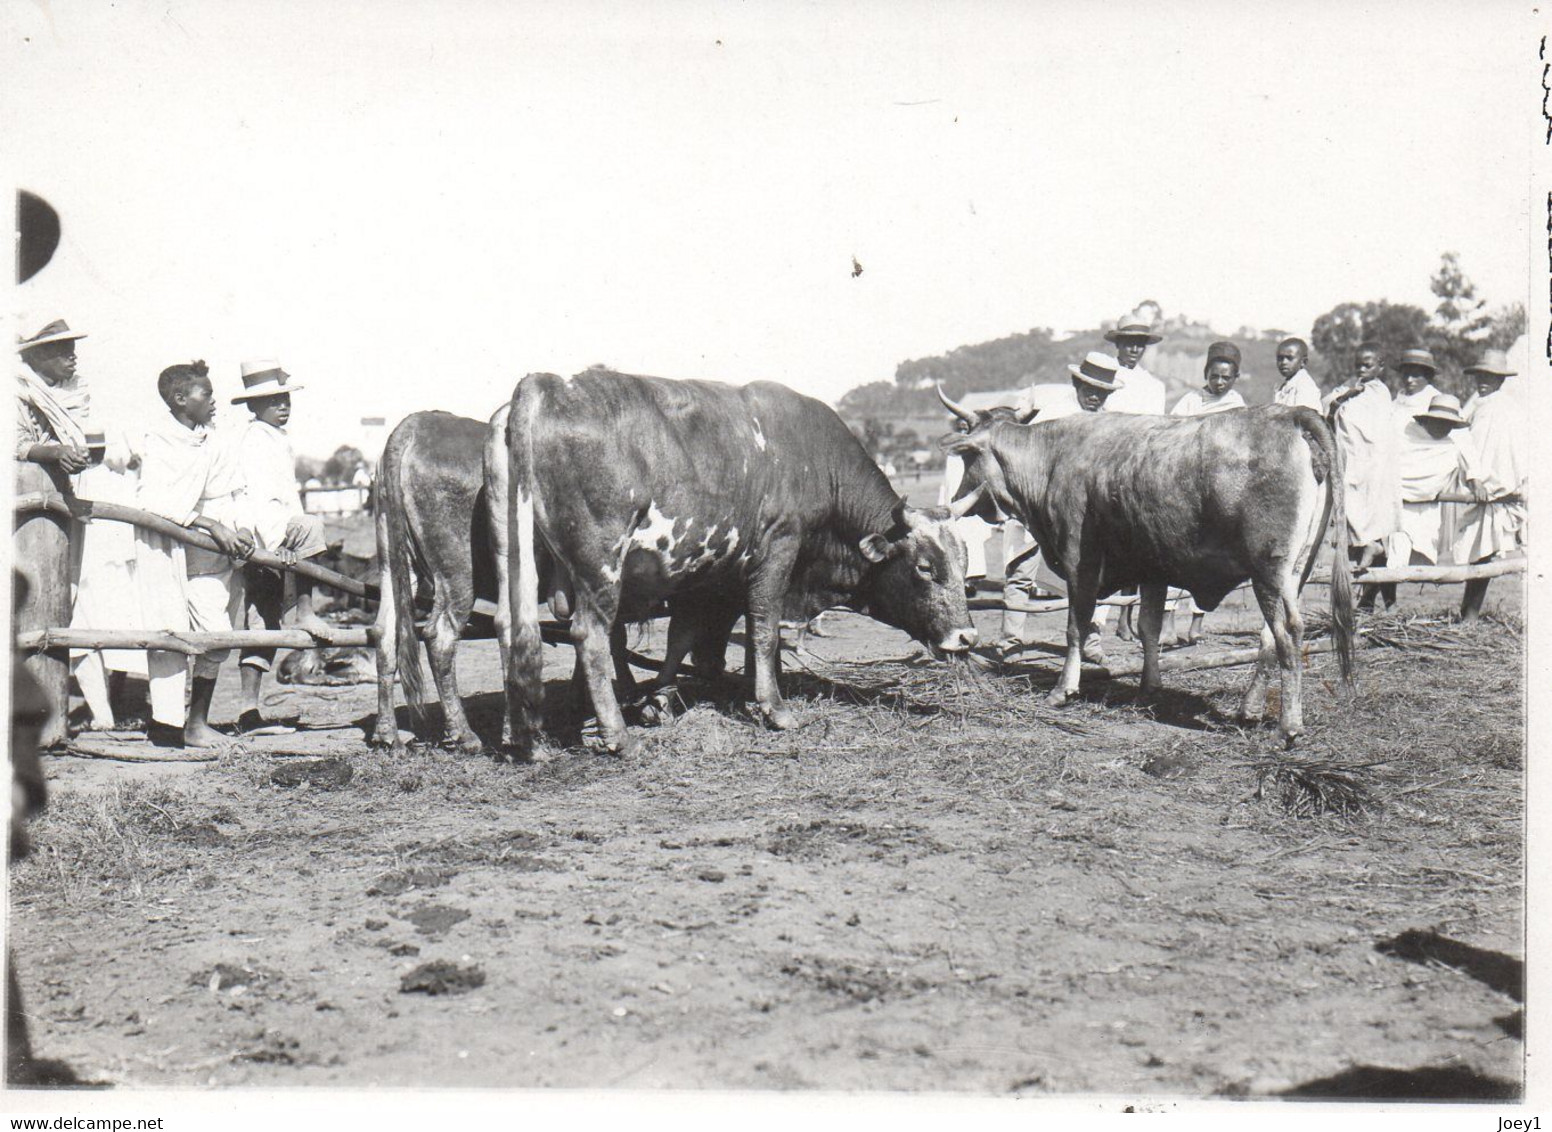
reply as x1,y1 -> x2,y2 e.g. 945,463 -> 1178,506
937,626 -> 979,654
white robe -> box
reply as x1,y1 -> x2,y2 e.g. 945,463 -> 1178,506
1273,369 -> 1323,412
1105,364 -> 1166,415
135,419 -> 250,633
1332,380 -> 1402,546
1170,388 -> 1245,416
1389,420 -> 1466,565
69,426 -> 147,674
1456,390 -> 1528,561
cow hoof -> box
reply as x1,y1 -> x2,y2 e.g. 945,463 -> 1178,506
445,735 -> 487,756
580,718 -> 632,757
1045,688 -> 1071,708
761,705 -> 797,731
637,688 -> 680,728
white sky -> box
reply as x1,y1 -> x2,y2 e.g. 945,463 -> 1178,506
3,0 -> 1535,457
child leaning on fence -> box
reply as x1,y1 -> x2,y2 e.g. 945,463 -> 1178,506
230,359 -> 336,736
135,360 -> 255,748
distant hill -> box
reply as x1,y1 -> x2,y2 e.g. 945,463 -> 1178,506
837,314 -> 1306,428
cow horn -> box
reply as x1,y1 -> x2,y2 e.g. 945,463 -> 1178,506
946,483 -> 985,518
936,384 -> 975,425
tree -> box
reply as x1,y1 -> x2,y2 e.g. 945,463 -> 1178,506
294,454 -> 326,485
1309,300 -> 1429,387
322,445 -> 367,485
894,327 -> 1060,394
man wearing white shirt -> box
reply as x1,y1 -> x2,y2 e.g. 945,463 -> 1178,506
1273,338 -> 1323,411
1103,314 -> 1167,416
1327,342 -> 1403,612
1391,347 -> 1442,419
1456,349 -> 1527,620
136,360 -> 255,747
1391,393 -> 1470,567
232,360 -> 333,735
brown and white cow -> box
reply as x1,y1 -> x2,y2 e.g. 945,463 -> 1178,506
498,369 -> 981,758
939,394 -> 1355,744
371,409 -> 736,753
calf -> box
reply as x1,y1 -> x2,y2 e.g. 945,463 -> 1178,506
939,395 -> 1355,744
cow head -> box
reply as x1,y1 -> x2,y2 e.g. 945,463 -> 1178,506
857,503 -> 978,656
937,386 -> 1020,525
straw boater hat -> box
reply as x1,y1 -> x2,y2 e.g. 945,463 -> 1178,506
1463,348 -> 1516,378
232,358 -> 304,403
18,318 -> 87,354
1067,351 -> 1124,391
1413,393 -> 1467,429
1103,313 -> 1163,346
1206,341 -> 1241,366
1396,347 -> 1439,373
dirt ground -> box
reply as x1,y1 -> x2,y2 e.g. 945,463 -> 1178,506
8,577 -> 1525,1099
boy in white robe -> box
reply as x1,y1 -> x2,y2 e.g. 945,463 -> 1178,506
136,360 -> 255,747
1328,342 -> 1403,611
1273,338 -> 1323,411
1455,349 -> 1527,620
231,360 -> 332,734
1390,394 -> 1469,566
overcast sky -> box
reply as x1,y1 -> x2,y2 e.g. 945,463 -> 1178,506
5,0 -> 1535,457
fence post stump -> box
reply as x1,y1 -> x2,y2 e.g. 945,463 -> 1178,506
13,465 -> 73,747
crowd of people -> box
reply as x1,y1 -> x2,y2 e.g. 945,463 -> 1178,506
940,311 -> 1529,660
14,318 -> 337,748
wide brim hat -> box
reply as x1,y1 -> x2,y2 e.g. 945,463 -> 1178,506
1067,351 -> 1123,391
1103,317 -> 1163,346
1463,349 -> 1516,378
1414,394 -> 1466,428
18,319 -> 86,353
1396,347 -> 1439,373
232,358 -> 305,403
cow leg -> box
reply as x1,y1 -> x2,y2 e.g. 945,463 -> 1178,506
370,522 -> 403,750
611,621 -> 638,698
1137,582 -> 1168,694
425,604 -> 481,753
572,599 -> 632,755
1237,625 -> 1275,724
748,552 -> 798,729
1271,572 -> 1306,745
636,610 -> 697,727
1050,575 -> 1099,706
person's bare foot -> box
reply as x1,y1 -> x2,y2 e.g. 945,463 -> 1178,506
181,722 -> 227,748
291,612 -> 339,643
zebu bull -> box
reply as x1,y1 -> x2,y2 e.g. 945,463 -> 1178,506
939,393 -> 1355,744
370,410 -> 731,753
498,370 -> 981,758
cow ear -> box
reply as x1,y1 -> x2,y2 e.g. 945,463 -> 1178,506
858,533 -> 892,563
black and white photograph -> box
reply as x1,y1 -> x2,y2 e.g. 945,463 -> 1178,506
3,0 -> 1543,1121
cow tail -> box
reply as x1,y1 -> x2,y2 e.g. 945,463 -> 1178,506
383,435 -> 428,725
1319,414 -> 1357,690
508,378 -> 546,750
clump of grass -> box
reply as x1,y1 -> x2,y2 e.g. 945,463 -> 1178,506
13,780 -> 230,905
1246,757 -> 1378,818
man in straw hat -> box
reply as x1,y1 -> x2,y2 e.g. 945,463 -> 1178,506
15,318 -> 94,747
231,359 -> 334,735
1456,348 -> 1526,621
1328,341 -> 1402,612
1273,337 -> 1323,411
1390,393 -> 1471,569
1102,313 -> 1165,644
1102,311 -> 1166,417
136,360 -> 255,747
1392,347 -> 1442,420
